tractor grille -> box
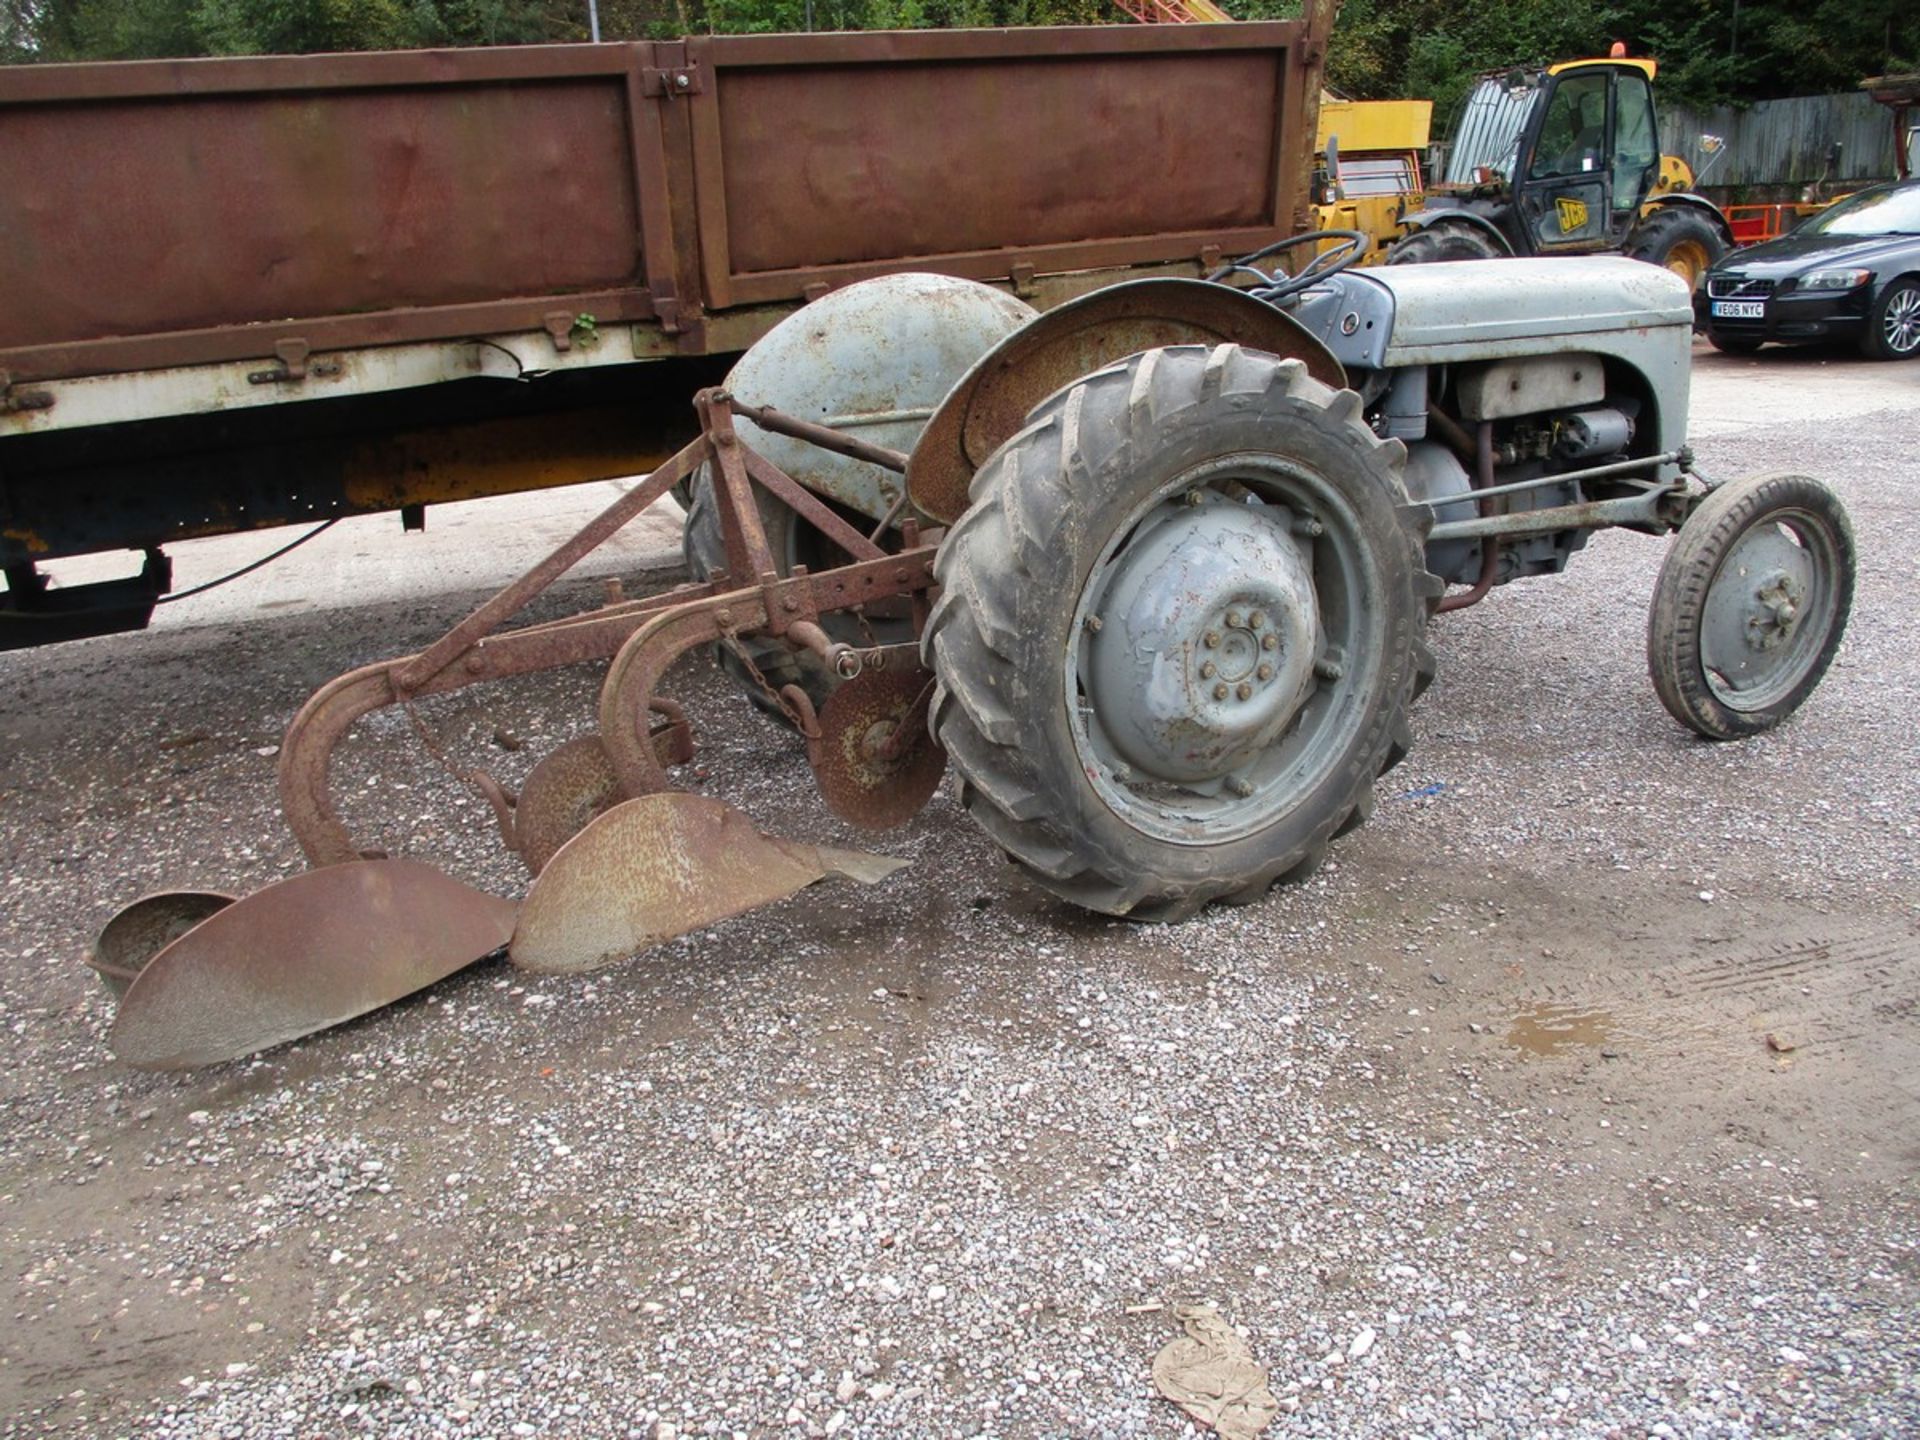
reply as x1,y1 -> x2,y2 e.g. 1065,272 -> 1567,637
1707,276 -> 1777,299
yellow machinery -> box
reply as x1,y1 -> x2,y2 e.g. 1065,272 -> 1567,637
1313,96 -> 1434,264
1386,55 -> 1733,282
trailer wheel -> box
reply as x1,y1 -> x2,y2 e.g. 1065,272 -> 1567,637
1625,207 -> 1727,288
1647,473 -> 1854,740
924,345 -> 1437,921
1385,221 -> 1503,265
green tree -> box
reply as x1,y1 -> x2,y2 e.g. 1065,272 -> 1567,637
6,0 -> 1916,108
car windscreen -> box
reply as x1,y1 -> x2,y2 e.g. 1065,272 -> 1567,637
1802,185 -> 1920,236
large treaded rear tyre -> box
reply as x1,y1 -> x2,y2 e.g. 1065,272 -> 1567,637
924,345 -> 1438,921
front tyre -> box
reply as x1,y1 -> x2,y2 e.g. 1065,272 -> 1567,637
924,345 -> 1437,921
1647,473 -> 1855,740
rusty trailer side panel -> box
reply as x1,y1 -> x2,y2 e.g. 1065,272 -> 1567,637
0,44 -> 677,383
687,25 -> 1317,309
0,23 -> 1326,387
0,21 -> 1331,600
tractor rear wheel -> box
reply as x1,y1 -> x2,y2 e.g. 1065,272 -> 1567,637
924,345 -> 1438,921
1625,207 -> 1728,288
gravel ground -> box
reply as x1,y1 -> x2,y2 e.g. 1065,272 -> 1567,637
1,343 -> 1915,1438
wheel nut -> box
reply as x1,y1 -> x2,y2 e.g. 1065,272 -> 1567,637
1294,517 -> 1325,538
1262,634 -> 1278,652
1186,490 -> 1205,506
1257,663 -> 1274,681
1248,611 -> 1266,629
1315,658 -> 1344,681
1199,660 -> 1217,679
1225,776 -> 1255,798
1236,682 -> 1253,701
1203,631 -> 1221,649
1084,613 -> 1103,633
1213,682 -> 1229,701
1226,610 -> 1242,628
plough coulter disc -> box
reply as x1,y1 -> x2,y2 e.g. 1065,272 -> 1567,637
111,860 -> 518,1070
510,793 -> 908,975
515,736 -> 625,878
811,664 -> 945,829
87,890 -> 235,999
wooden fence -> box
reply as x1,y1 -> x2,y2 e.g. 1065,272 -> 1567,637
1663,91 -> 1897,191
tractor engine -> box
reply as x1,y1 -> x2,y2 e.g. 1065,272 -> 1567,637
1285,255 -> 1694,588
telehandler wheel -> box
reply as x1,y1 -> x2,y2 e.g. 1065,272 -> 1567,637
1385,220 -> 1503,265
924,345 -> 1438,922
1647,473 -> 1855,741
1624,207 -> 1727,288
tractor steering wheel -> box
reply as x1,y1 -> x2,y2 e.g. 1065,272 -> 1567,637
1205,230 -> 1369,303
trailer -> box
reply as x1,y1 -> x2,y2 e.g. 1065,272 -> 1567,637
0,18 -> 1332,645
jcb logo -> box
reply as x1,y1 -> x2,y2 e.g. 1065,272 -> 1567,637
1556,196 -> 1590,234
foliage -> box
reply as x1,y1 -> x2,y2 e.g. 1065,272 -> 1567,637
5,0 -> 1915,124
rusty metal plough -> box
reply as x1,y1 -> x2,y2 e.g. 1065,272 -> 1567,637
100,390 -> 944,1068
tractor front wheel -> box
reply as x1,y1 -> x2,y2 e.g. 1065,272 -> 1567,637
924,345 -> 1437,921
1647,473 -> 1854,740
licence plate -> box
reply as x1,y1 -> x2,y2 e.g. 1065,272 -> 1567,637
1712,300 -> 1765,319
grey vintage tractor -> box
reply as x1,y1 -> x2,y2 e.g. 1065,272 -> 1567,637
92,240 -> 1856,1067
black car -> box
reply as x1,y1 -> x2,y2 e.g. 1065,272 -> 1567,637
1697,179 -> 1920,360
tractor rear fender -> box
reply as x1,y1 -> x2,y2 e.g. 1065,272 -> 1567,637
1396,206 -> 1516,254
1642,192 -> 1736,248
904,278 -> 1346,525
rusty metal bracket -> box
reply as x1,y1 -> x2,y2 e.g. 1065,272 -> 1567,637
700,392 -> 782,589
248,339 -> 339,386
0,369 -> 54,414
596,547 -> 938,802
641,65 -> 703,97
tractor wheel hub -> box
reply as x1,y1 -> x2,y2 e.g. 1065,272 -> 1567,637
1084,499 -> 1319,785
